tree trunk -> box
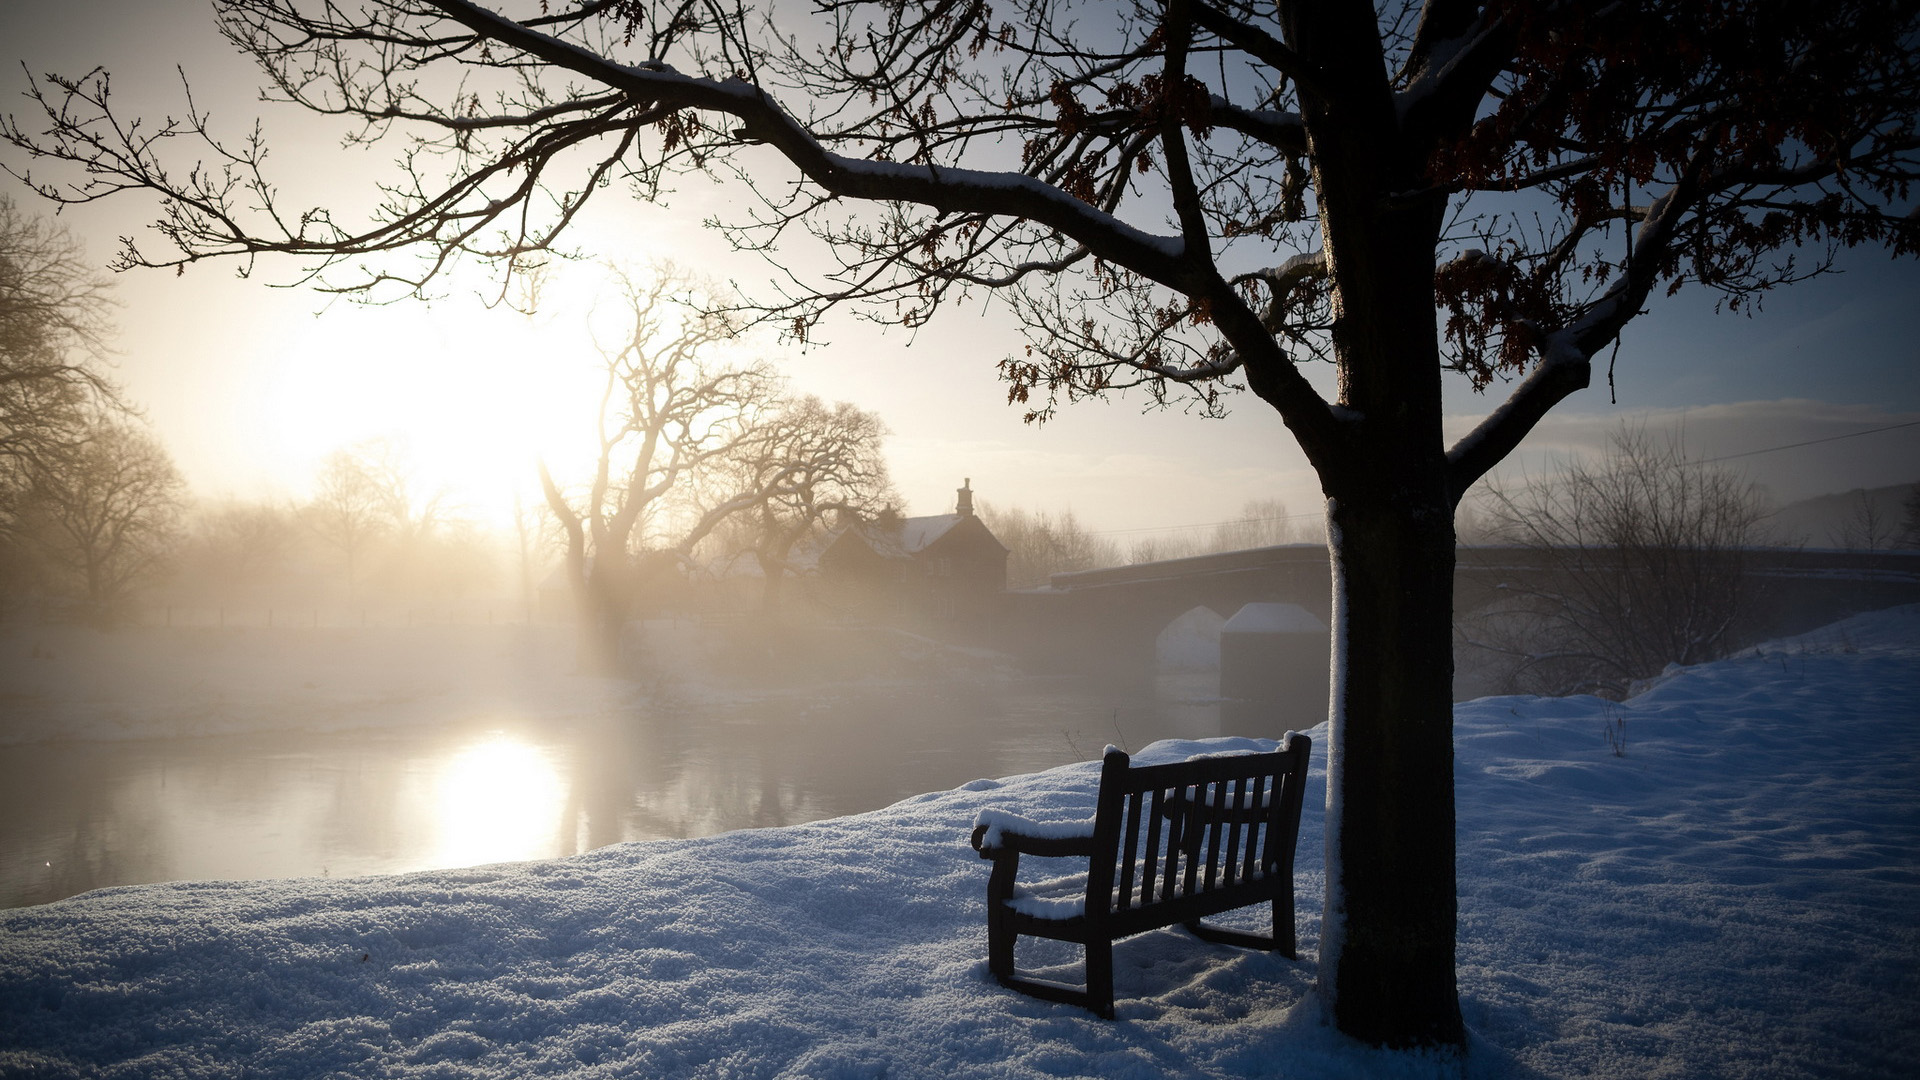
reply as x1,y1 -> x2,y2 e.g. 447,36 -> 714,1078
579,592 -> 624,675
755,550 -> 787,614
570,556 -> 627,676
85,556 -> 111,629
1320,483 -> 1462,1048
1273,16 -> 1469,1037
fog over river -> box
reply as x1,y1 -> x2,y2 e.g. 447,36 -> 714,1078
0,622 -> 1246,909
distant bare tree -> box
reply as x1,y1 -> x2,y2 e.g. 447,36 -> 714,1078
359,438 -> 447,545
14,417 -> 185,626
1125,533 -> 1203,564
1464,427 -> 1770,698
1125,498 -> 1305,565
179,498 -> 304,606
303,437 -> 480,609
511,490 -> 545,625
305,444 -> 389,605
395,516 -> 500,607
354,438 -> 463,599
0,196 -> 121,564
1830,488 -> 1900,552
539,268 -> 783,672
1121,534 -> 1185,564
727,396 -> 893,612
1209,498 -> 1307,550
1903,485 -> 1920,549
977,502 -> 1121,589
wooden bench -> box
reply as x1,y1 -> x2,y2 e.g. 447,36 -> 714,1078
968,734 -> 1312,1018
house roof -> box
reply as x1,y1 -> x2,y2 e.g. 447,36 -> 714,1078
897,514 -> 964,553
824,514 -> 967,561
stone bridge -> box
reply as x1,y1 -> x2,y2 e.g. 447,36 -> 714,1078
997,544 -> 1920,680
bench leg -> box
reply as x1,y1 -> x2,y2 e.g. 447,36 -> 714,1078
987,909 -> 1015,982
985,855 -> 1019,982
1273,894 -> 1297,961
1085,939 -> 1115,1020
982,851 -> 1116,1019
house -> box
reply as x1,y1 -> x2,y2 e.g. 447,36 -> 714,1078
815,480 -> 1009,624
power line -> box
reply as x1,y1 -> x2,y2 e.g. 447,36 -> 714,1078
1692,418 -> 1920,463
1089,510 -> 1321,538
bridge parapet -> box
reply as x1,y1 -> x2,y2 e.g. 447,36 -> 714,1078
1002,544 -> 1920,677
1047,544 -> 1331,592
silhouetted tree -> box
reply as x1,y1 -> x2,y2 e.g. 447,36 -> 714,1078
0,196 -> 120,576
302,437 -> 483,610
305,443 -> 389,605
1121,495 -> 1313,564
178,498 -> 305,608
10,0 -> 1919,1048
1903,485 -> 1920,549
539,268 -> 784,672
13,417 -> 185,625
727,395 -> 893,612
1462,427 -> 1771,698
1127,498 -> 1309,563
350,437 -> 468,600
1830,488 -> 1900,552
1209,498 -> 1306,551
977,501 -> 1121,588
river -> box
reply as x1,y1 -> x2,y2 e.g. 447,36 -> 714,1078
0,670 -> 1269,909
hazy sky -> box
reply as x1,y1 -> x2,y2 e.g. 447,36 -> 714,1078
5,1 -> 1918,540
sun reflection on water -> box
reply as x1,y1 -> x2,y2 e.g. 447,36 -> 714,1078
427,732 -> 567,870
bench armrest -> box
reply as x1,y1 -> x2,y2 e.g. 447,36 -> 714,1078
971,809 -> 1097,858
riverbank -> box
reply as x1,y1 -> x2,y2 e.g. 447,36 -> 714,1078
2,606 -> 1915,1078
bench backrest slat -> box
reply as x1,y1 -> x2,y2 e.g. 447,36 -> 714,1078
1164,785 -> 1191,902
1116,789 -> 1144,912
1140,786 -> 1166,908
1086,735 -> 1311,923
1239,773 -> 1268,885
1219,776 -> 1243,889
1198,782 -> 1214,892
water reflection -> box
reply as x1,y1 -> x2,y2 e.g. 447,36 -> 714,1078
1,671 -> 1240,909
424,732 -> 567,871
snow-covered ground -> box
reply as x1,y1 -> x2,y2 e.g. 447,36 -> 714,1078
2,607 -> 1916,1078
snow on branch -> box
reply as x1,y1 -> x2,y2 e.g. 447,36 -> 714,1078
419,0 -> 1194,282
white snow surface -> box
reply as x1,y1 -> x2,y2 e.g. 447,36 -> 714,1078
970,807 -> 1095,848
3,606 -> 1918,1078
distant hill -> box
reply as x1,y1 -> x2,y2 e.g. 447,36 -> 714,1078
1762,482 -> 1918,549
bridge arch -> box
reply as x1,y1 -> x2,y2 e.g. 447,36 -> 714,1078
1155,605 -> 1227,669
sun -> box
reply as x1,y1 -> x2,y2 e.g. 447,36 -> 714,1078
259,286 -> 612,530
251,241 -> 798,532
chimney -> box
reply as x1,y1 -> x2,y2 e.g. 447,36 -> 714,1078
956,478 -> 974,517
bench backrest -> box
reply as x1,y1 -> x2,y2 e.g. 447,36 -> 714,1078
1084,734 -> 1311,929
